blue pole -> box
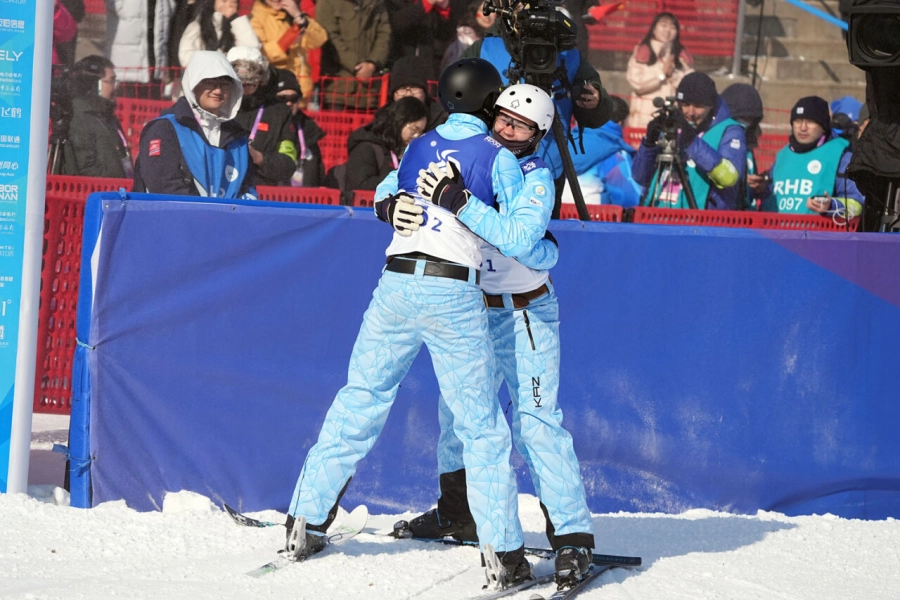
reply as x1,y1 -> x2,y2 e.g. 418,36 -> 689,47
779,0 -> 848,31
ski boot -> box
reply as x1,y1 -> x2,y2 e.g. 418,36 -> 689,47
554,546 -> 593,589
484,545 -> 533,590
391,508 -> 478,542
284,514 -> 327,561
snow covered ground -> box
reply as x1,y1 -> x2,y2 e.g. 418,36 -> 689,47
4,413 -> 899,600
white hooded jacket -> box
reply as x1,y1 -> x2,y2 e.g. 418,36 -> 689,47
180,51 -> 244,147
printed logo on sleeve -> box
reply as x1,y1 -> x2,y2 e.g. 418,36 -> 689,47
149,139 -> 161,156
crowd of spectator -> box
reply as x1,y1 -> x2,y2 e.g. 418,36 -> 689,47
50,4 -> 871,222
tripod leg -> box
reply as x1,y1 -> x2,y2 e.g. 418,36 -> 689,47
551,114 -> 590,221
674,157 -> 699,209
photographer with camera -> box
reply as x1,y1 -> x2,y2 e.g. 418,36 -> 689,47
462,1 -> 612,208
634,71 -> 744,210
57,55 -> 133,179
749,96 -> 864,219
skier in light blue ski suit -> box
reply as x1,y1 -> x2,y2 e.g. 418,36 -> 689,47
384,84 -> 597,588
286,60 -> 551,582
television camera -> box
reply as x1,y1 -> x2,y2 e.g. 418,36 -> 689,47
481,0 -> 577,79
639,96 -> 698,209
845,0 -> 900,232
480,0 -> 592,219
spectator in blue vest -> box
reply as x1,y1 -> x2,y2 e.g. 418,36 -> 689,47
633,71 -> 744,210
749,96 -> 864,219
133,51 -> 257,199
561,95 -> 641,207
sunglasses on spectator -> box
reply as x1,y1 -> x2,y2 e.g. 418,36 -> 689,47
279,94 -> 300,105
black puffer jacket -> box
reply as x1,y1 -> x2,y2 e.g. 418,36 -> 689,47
60,94 -> 132,178
344,124 -> 395,191
233,71 -> 297,186
290,111 -> 327,188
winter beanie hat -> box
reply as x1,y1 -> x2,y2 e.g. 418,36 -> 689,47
791,96 -> 831,134
720,83 -> 763,122
676,71 -> 718,107
276,68 -> 302,98
389,56 -> 430,96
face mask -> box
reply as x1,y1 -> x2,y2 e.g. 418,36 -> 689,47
491,131 -> 536,157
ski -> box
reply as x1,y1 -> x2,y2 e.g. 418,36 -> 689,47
391,535 -> 641,568
223,503 -> 280,528
527,564 -> 614,600
245,505 -> 369,578
473,573 -> 556,600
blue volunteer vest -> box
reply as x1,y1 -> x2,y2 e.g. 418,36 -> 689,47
644,117 -> 739,210
158,114 -> 251,199
764,137 -> 849,214
481,37 -> 580,178
398,129 -> 503,208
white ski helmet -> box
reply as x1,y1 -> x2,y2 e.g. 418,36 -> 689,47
494,83 -> 555,140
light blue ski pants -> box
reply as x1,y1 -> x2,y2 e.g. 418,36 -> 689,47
289,265 -> 524,552
437,284 -> 593,539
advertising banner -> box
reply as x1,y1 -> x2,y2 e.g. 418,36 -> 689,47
0,0 -> 52,493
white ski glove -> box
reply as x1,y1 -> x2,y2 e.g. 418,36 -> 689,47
375,192 -> 425,237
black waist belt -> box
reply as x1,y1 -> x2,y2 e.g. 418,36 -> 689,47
484,283 -> 549,309
385,255 -> 480,285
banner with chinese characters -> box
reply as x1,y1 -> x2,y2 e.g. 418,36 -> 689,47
0,0 -> 51,493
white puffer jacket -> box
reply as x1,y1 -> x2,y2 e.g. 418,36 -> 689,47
178,13 -> 261,68
105,0 -> 176,83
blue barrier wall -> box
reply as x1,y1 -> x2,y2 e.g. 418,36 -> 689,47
71,194 -> 900,519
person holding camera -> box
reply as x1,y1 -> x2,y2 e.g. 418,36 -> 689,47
461,3 -> 612,206
250,0 -> 328,108
749,96 -> 864,218
58,56 -> 133,179
633,71 -> 745,210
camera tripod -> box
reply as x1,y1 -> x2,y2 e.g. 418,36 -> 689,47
640,135 -> 698,210
876,179 -> 900,233
47,132 -> 68,175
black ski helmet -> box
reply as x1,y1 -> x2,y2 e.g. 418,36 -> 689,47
438,58 -> 503,115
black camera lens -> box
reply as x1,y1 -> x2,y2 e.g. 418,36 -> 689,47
854,14 -> 900,62
523,41 -> 557,73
